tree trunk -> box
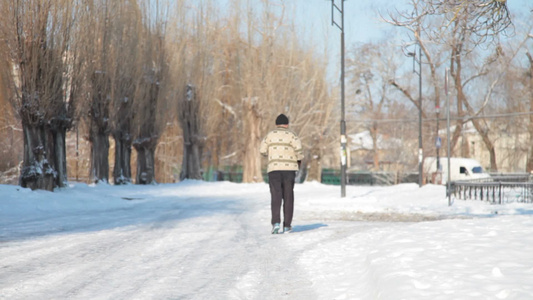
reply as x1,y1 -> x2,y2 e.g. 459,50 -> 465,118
370,122 -> 380,171
242,97 -> 263,183
526,52 -> 533,173
89,72 -> 111,183
90,126 -> 110,183
306,146 -> 322,182
20,124 -> 55,191
466,113 -> 497,171
134,71 -> 163,185
49,121 -> 68,188
452,35 -> 497,170
181,139 -> 203,181
112,86 -> 134,184
179,85 -> 203,180
450,19 -> 497,170
113,133 -> 132,185
134,138 -> 157,184
528,110 -> 533,173
450,44 -> 466,157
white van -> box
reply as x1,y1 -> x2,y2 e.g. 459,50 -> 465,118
423,157 -> 490,184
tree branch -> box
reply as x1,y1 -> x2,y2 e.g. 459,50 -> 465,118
389,79 -> 427,119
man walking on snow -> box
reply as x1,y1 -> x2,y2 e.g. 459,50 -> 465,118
260,114 -> 304,234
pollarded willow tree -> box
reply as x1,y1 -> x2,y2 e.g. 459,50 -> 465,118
80,0 -> 145,185
132,0 -> 171,185
0,0 -> 83,190
108,0 -> 143,185
171,2 -> 216,181
178,84 -> 204,180
78,0 -> 169,185
82,0 -> 115,184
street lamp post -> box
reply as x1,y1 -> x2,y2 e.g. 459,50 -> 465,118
408,38 -> 423,188
417,41 -> 423,188
445,68 -> 451,206
329,0 -> 347,197
436,106 -> 441,176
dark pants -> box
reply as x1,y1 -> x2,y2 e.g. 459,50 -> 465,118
268,171 -> 296,227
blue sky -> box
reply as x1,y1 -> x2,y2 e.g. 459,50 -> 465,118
286,0 -> 532,45
287,0 -> 402,47
287,0 -> 405,78
209,0 -> 532,80
284,0 -> 533,78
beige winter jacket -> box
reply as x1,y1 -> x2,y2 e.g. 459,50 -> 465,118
260,126 -> 304,173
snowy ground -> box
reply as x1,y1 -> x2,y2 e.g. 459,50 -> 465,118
1,181 -> 533,300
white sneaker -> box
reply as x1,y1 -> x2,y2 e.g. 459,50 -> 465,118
271,223 -> 280,234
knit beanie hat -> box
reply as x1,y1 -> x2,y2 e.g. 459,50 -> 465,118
275,114 -> 289,125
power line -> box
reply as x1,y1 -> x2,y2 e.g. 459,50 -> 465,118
346,111 -> 533,124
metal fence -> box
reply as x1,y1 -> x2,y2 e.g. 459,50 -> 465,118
450,175 -> 533,204
211,169 -> 420,186
321,170 -> 419,186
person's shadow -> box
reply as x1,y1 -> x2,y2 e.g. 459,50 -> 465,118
291,223 -> 327,233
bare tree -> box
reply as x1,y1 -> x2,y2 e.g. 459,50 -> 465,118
83,0 -> 114,183
242,96 -> 263,182
163,0 -> 334,183
0,0 -> 81,190
385,1 -> 441,167
178,85 -> 203,180
172,3 -> 215,181
287,62 -> 334,183
232,0 -> 335,183
0,60 -> 22,184
385,0 -> 513,172
133,1 -> 170,184
109,0 -> 143,184
443,0 -> 512,171
89,70 -> 111,183
525,50 -> 533,172
347,42 -> 402,171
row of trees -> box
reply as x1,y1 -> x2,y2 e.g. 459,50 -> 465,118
346,0 -> 533,173
168,0 -> 335,183
0,0 -> 173,190
2,0 -> 530,191
0,0 -> 336,190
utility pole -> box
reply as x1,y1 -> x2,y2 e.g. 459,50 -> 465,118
407,34 -> 423,188
329,0 -> 347,197
417,31 -> 423,188
445,68 -> 451,206
409,25 -> 423,188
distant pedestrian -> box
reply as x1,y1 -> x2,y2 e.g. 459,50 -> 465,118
260,114 -> 304,234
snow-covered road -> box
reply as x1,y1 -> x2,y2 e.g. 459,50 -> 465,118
1,181 -> 533,299
0,183 -> 331,299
